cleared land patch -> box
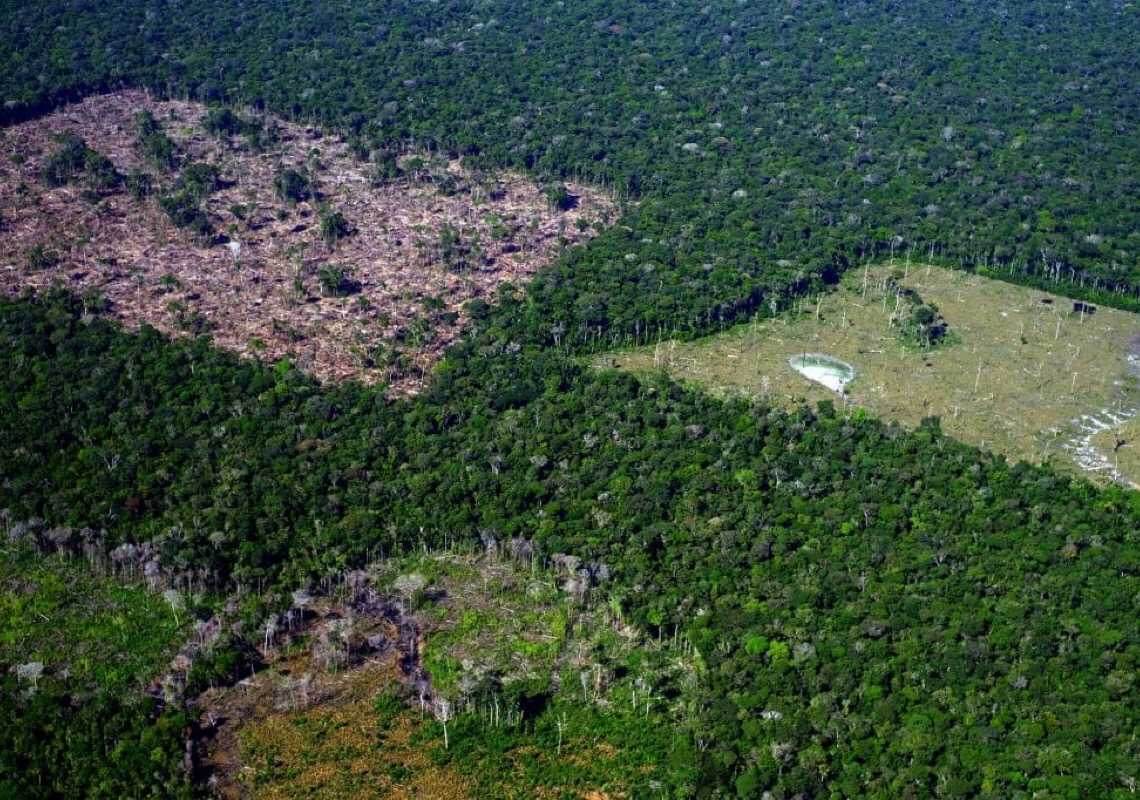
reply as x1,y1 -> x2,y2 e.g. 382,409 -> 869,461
600,264 -> 1140,485
196,552 -> 692,797
1088,413 -> 1140,486
0,539 -> 186,696
0,91 -> 614,393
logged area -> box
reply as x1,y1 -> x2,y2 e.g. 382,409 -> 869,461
603,265 -> 1140,485
0,92 -> 613,392
196,552 -> 690,798
4,1 -> 1140,797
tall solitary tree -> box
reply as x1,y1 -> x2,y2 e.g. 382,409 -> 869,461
435,698 -> 452,750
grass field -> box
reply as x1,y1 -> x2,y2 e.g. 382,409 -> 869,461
1090,416 -> 1140,485
0,543 -> 186,694
598,264 -> 1140,485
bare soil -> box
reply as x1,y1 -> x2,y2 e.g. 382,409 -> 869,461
0,91 -> 615,393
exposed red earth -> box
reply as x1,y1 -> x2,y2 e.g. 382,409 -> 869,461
0,91 -> 615,392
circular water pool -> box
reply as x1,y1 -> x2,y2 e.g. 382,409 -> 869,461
789,354 -> 856,393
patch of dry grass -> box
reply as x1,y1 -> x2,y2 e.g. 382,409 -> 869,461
218,659 -> 473,799
600,264 -> 1140,484
196,553 -> 678,798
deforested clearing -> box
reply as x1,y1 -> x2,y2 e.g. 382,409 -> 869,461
601,264 -> 1140,485
0,91 -> 615,393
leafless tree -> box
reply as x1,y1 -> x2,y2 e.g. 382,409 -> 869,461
290,588 -> 312,629
556,713 -> 568,755
435,698 -> 453,750
15,661 -> 44,690
163,589 -> 185,626
262,614 -> 279,650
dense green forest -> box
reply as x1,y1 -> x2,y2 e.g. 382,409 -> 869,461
3,0 -> 1140,345
4,0 -> 1140,796
3,292 -> 1140,796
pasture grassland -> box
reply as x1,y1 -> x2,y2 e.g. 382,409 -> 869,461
599,264 -> 1140,484
1090,416 -> 1140,486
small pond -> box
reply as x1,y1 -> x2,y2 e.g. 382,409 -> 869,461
789,354 -> 856,393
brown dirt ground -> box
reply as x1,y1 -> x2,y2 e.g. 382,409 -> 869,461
0,91 -> 616,394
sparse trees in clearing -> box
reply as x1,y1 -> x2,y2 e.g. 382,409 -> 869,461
80,288 -> 110,315
884,274 -> 950,347
404,156 -> 426,182
317,264 -> 360,297
177,162 -> 222,198
39,133 -> 91,187
158,192 -> 213,240
153,161 -> 227,246
273,166 -> 313,203
203,107 -> 264,141
39,134 -> 122,191
126,170 -> 154,200
134,108 -> 161,140
545,182 -> 577,211
370,148 -> 401,183
8,151 -> 26,180
438,223 -> 460,262
135,110 -> 177,169
25,243 -> 60,271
